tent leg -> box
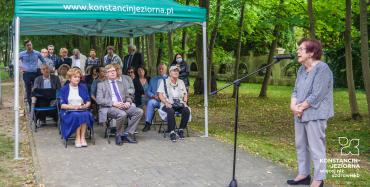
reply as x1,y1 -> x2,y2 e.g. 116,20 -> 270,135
202,22 -> 208,138
14,17 -> 21,160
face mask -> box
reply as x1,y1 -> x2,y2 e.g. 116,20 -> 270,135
176,58 -> 182,63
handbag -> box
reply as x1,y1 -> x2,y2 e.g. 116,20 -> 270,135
163,78 -> 184,110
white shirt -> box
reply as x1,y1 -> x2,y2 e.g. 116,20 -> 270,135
75,59 -> 81,68
157,78 -> 187,107
109,80 -> 122,102
68,85 -> 83,106
43,75 -> 51,88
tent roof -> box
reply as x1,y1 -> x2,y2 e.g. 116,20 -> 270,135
15,0 -> 206,37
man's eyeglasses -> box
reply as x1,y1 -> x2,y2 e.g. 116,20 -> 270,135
128,71 -> 134,74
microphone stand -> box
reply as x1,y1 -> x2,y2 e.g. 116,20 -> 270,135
211,59 -> 282,187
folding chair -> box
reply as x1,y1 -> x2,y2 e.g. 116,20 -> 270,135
103,116 -> 134,144
104,117 -> 115,144
57,98 -> 95,148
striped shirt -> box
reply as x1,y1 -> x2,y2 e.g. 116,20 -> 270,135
292,61 -> 334,122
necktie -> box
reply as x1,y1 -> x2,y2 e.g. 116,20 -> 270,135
111,80 -> 122,102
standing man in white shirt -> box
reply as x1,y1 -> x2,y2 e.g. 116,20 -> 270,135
70,48 -> 87,75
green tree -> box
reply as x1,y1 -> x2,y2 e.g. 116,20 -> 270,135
345,0 -> 361,119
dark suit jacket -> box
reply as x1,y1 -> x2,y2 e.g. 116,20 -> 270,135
55,57 -> 72,70
32,74 -> 61,90
123,53 -> 144,74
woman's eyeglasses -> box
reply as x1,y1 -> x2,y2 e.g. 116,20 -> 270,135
128,71 -> 134,74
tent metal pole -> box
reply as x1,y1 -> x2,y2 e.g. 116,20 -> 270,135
202,21 -> 208,138
14,17 -> 21,160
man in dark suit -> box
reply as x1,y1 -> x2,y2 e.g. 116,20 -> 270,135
31,64 -> 61,122
123,44 -> 144,75
96,64 -> 143,145
32,64 -> 61,93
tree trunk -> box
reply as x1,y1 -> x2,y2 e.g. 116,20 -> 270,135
167,31 -> 174,64
359,0 -> 370,121
259,0 -> 284,97
72,36 -> 80,49
232,1 -> 246,97
307,0 -> 316,39
148,34 -> 156,75
135,37 -> 141,53
345,0 -> 361,120
141,36 -> 145,58
181,0 -> 190,59
117,37 -> 123,58
259,27 -> 278,98
145,36 -> 151,73
4,22 -> 9,66
90,36 -> 97,50
157,34 -> 164,67
208,0 -> 221,93
193,0 -> 209,95
181,29 -> 187,59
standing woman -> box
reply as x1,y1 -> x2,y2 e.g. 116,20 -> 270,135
287,38 -> 333,187
55,48 -> 72,70
59,68 -> 94,148
171,54 -> 190,93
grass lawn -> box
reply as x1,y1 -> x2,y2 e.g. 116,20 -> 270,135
188,79 -> 369,186
0,63 -> 11,81
0,84 -> 35,187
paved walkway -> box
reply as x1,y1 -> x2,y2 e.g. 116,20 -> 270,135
31,122 -> 298,187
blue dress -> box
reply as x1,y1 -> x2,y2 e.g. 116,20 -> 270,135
59,83 -> 93,140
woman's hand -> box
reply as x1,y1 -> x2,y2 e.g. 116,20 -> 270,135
291,104 -> 302,117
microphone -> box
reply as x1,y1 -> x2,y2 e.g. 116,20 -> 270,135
273,54 -> 295,60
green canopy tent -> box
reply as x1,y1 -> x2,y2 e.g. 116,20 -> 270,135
12,0 -> 209,159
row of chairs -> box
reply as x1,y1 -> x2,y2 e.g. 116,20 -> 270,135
30,88 -> 189,148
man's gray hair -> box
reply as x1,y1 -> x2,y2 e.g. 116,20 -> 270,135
128,44 -> 137,51
47,45 -> 54,49
72,48 -> 80,54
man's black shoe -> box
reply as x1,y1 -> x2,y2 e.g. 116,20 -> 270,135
178,129 -> 185,140
142,125 -> 151,132
122,135 -> 137,143
287,175 -> 311,185
115,135 -> 123,146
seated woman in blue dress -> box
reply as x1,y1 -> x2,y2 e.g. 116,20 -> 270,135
59,67 -> 93,148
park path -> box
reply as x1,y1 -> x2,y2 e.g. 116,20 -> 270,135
31,121 -> 299,187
